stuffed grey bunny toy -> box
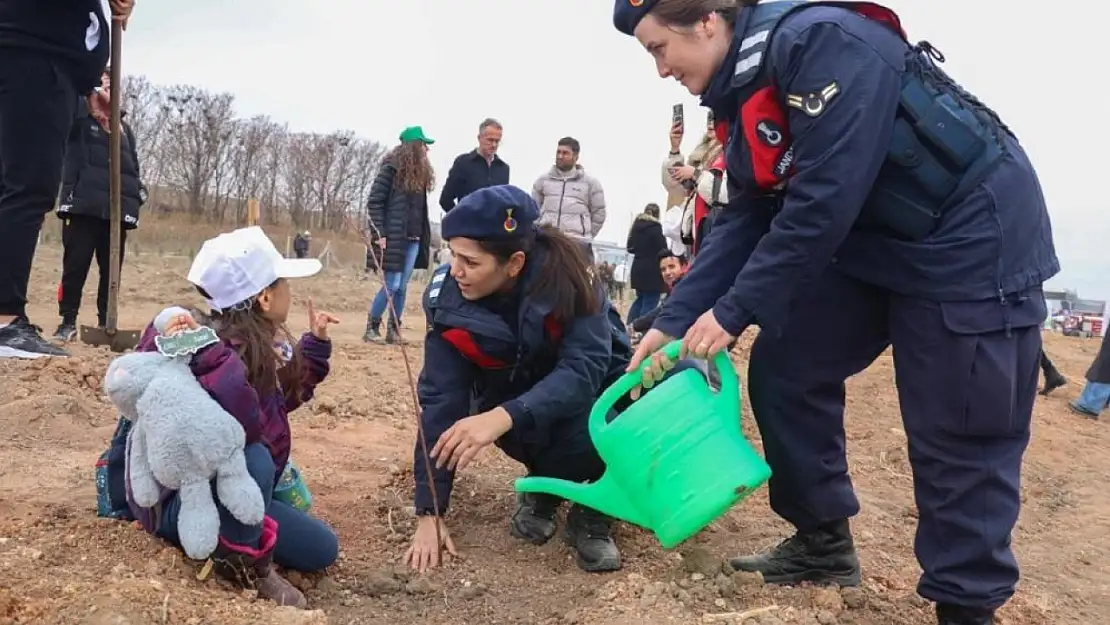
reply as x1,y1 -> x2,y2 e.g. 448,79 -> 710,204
103,306 -> 265,560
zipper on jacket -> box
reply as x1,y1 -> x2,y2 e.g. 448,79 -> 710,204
555,180 -> 567,229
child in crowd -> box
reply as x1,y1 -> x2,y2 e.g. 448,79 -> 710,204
114,226 -> 340,608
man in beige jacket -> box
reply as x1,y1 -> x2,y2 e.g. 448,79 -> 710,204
531,137 -> 606,242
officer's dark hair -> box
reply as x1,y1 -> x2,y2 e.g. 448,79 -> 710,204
557,137 -> 580,154
650,0 -> 752,29
476,225 -> 600,324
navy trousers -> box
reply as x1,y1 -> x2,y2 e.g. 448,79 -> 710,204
747,269 -> 1044,609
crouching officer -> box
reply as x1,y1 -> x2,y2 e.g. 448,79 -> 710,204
614,1 -> 1059,624
404,185 -> 629,574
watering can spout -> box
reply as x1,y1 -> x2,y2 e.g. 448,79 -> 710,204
514,474 -> 650,528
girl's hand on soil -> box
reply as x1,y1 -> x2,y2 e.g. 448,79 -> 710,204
405,516 -> 457,573
431,408 -> 513,471
307,298 -> 339,340
161,313 -> 198,336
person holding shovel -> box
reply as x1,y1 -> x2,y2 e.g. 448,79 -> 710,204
615,1 -> 1058,624
404,185 -> 633,574
53,67 -> 147,342
0,0 -> 134,358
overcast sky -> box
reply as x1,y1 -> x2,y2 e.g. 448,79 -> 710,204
121,0 -> 1107,302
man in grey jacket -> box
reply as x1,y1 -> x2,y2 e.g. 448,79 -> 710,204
531,137 -> 606,242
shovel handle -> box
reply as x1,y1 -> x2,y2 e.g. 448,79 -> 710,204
105,19 -> 123,333
588,340 -> 738,438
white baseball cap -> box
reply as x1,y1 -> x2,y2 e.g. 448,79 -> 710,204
187,226 -> 321,311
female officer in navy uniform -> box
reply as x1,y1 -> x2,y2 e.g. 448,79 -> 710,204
613,1 -> 1059,624
403,184 -> 628,574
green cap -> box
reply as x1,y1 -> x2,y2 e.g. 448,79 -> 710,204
399,126 -> 434,144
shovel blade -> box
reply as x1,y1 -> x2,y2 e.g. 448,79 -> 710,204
80,325 -> 141,353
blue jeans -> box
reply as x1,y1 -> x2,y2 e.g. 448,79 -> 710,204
370,241 -> 420,320
157,443 -> 338,572
1073,381 -> 1110,415
628,291 -> 661,323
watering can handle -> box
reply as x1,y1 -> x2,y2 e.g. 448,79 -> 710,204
588,339 -> 738,437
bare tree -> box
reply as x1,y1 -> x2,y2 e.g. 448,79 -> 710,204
120,76 -> 387,231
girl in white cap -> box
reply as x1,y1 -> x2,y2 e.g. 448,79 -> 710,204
118,226 -> 340,608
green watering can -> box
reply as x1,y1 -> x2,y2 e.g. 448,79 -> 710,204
514,340 -> 771,549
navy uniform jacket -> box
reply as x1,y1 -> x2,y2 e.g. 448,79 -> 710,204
654,4 -> 1059,339
414,245 -> 631,513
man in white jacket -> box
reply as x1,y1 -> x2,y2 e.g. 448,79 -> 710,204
531,137 -> 607,241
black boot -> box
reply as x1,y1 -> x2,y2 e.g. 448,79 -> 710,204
385,314 -> 403,345
510,492 -> 561,545
729,519 -> 860,586
936,604 -> 996,624
362,315 -> 383,343
564,504 -> 621,572
1039,370 -> 1066,395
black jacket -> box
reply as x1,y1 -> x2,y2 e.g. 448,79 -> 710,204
438,150 -> 510,212
56,100 -> 144,229
626,214 -> 668,293
367,162 -> 431,274
0,0 -> 110,94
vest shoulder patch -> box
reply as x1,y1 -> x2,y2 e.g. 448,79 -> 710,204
731,0 -> 805,88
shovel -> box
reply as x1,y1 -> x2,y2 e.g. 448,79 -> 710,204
80,19 -> 140,352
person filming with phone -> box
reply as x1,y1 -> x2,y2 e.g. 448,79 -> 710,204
661,105 -> 727,259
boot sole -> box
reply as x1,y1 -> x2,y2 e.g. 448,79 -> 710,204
510,520 -> 556,546
731,562 -> 861,587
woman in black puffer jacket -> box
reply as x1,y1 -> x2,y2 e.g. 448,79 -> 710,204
364,126 -> 435,344
53,69 -> 146,341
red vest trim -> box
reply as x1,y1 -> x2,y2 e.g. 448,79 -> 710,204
441,314 -> 564,369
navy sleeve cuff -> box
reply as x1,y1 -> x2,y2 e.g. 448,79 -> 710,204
501,399 -> 534,430
712,299 -> 754,337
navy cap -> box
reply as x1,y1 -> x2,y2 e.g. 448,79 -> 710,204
441,185 -> 539,241
614,0 -> 660,36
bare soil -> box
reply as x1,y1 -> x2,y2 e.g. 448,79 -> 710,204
1,244 -> 1107,625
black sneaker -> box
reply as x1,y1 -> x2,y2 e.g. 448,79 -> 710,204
0,317 -> 69,358
564,504 -> 621,572
53,321 -> 78,342
936,604 -> 996,624
729,519 -> 860,586
510,492 -> 560,545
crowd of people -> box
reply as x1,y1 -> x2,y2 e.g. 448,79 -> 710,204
0,1 -> 1097,624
